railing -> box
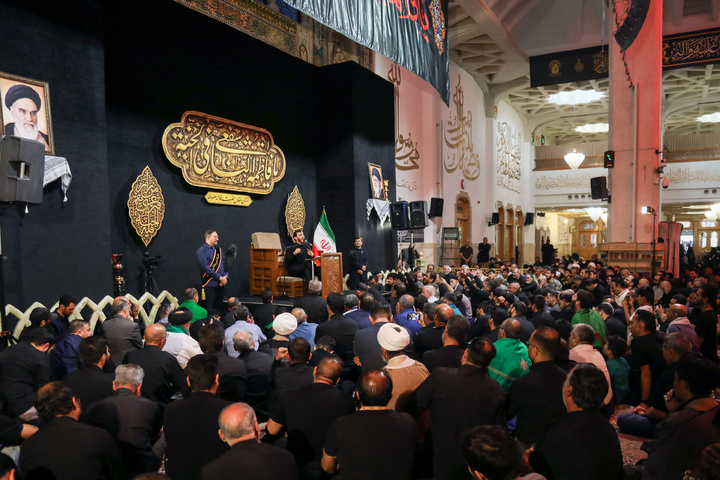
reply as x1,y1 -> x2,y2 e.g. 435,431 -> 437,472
6,291 -> 180,339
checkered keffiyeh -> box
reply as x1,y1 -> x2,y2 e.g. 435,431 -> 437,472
43,156 -> 72,202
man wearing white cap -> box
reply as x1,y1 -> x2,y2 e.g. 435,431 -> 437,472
259,312 -> 298,360
377,322 -> 428,411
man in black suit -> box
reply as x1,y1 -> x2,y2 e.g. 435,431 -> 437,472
353,302 -> 393,373
86,364 -> 162,477
198,323 -> 247,402
164,354 -> 232,480
64,336 -> 114,421
201,402 -> 299,480
314,293 -> 358,369
422,314 -> 469,372
49,295 -> 78,341
19,381 -> 125,480
285,229 -> 315,283
294,280 -> 328,324
123,323 -> 189,409
232,330 -> 274,418
104,296 -> 143,365
252,289 -> 277,330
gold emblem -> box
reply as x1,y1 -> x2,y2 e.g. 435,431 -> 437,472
127,166 -> 165,247
549,60 -> 561,76
204,192 -> 253,207
162,111 -> 286,195
285,186 -> 306,236
574,59 -> 584,72
592,50 -> 609,74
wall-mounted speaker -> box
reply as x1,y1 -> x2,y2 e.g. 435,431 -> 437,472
614,0 -> 650,51
491,212 -> 500,224
590,176 -> 609,200
390,201 -> 410,230
409,200 -> 428,228
428,197 -> 444,218
0,136 -> 45,204
524,212 -> 534,226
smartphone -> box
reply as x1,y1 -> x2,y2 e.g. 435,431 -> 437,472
407,312 -> 421,322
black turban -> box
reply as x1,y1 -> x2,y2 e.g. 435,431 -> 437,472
4,84 -> 41,110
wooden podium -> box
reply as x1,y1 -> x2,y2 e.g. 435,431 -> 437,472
320,252 -> 343,297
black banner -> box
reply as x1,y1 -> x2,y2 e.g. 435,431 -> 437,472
662,28 -> 720,69
531,28 -> 720,87
283,0 -> 449,105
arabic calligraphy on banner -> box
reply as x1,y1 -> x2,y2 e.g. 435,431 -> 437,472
496,122 -> 521,193
127,166 -> 165,247
663,28 -> 720,68
665,167 -> 720,184
535,174 -> 591,191
204,192 -> 253,207
388,64 -> 420,171
443,78 -> 480,180
162,111 -> 286,195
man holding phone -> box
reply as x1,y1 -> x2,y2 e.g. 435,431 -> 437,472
394,294 -> 422,337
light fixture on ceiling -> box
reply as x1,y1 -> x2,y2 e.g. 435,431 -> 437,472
564,104 -> 585,169
587,207 -> 603,222
697,112 -> 720,123
706,210 -> 718,221
575,123 -> 609,133
711,203 -> 720,217
547,90 -> 605,105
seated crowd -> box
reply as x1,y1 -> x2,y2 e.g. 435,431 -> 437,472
1,255 -> 720,480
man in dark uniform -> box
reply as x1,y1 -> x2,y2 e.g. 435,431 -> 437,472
196,230 -> 227,312
398,243 -> 418,271
285,230 -> 315,283
348,237 -> 369,289
541,238 -> 555,266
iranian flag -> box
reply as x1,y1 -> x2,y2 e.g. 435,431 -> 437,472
312,210 -> 336,266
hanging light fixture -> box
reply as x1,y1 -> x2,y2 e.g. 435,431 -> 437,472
564,103 -> 584,169
705,210 -> 717,221
600,212 -> 608,224
711,203 -> 720,217
587,207 -> 603,222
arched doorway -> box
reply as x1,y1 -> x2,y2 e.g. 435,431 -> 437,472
506,207 -> 515,262
577,217 -> 602,261
515,209 -> 524,265
456,194 -> 471,250
497,206 -> 505,262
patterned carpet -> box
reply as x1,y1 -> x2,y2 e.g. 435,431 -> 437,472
611,405 -> 648,466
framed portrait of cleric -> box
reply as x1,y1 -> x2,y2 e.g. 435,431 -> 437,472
0,72 -> 54,156
368,163 -> 385,200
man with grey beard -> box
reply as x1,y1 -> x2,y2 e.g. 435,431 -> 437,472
4,84 -> 49,148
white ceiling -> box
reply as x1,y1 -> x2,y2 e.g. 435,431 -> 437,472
448,0 -> 720,144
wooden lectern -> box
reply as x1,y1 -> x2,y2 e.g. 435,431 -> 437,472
320,252 -> 343,297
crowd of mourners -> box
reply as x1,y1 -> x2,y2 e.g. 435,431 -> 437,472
1,250 -> 720,480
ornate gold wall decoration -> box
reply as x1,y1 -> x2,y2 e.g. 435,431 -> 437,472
127,166 -> 165,247
162,111 -> 286,195
496,122 -> 522,193
204,192 -> 253,207
443,77 -> 480,181
285,186 -> 306,236
388,63 -> 420,171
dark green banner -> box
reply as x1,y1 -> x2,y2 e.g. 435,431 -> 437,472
282,0 -> 449,105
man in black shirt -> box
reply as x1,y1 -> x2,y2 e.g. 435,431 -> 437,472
506,327 -> 567,445
0,327 -> 54,419
412,303 -> 452,360
123,324 -> 189,409
628,309 -> 667,407
322,369 -> 416,480
64,336 -> 115,421
404,336 -> 506,480
314,292 -> 358,364
267,356 -> 354,476
198,323 -> 247,402
689,285 -> 719,364
267,338 -> 314,413
285,229 -> 314,283
50,294 -> 78,341
422,314 -> 468,372
477,237 -> 491,264
294,280 -> 329,324
19,381 -> 125,480
164,354 -> 232,480
252,289 -> 277,330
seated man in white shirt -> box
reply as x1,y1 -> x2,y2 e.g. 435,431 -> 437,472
163,308 -> 203,368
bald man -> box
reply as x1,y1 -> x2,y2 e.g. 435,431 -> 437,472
663,304 -> 699,349
123,324 -> 189,409
202,403 -> 298,480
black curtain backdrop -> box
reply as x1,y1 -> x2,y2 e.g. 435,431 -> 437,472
0,0 -> 395,311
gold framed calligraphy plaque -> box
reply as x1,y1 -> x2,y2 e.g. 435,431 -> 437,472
128,166 -> 165,247
162,111 -> 286,195
285,186 -> 306,236
205,192 -> 253,207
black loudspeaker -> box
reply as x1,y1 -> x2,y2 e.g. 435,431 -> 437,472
0,136 -> 45,204
491,212 -> 500,224
590,176 -> 608,200
524,212 -> 534,226
390,201 -> 410,230
428,197 -> 444,218
409,200 -> 428,228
